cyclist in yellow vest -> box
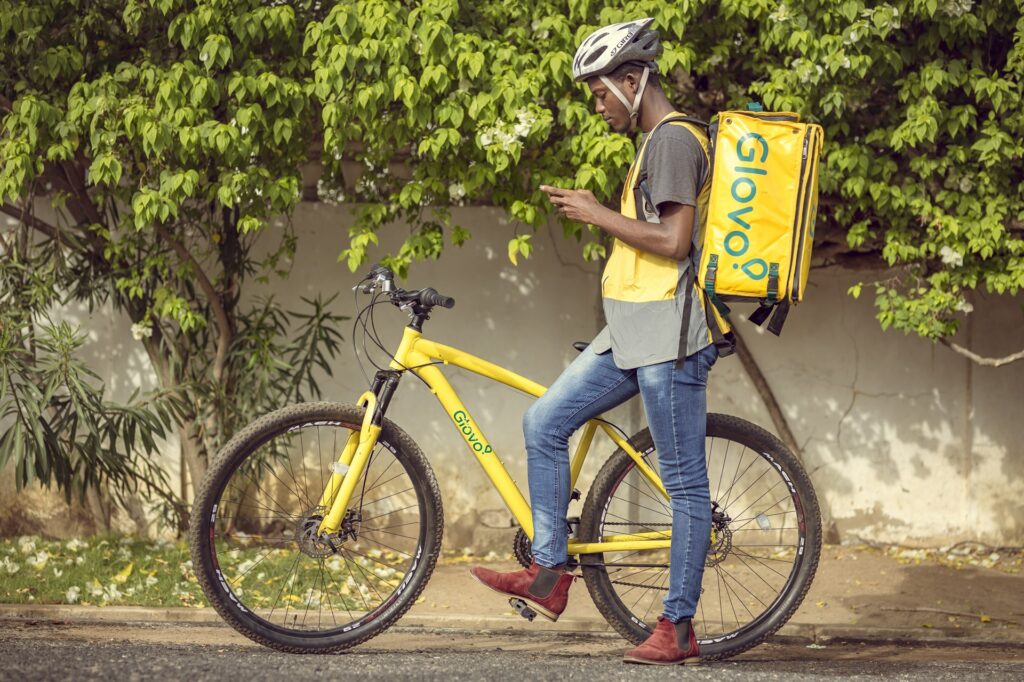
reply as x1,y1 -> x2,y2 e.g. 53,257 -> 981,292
472,17 -> 718,665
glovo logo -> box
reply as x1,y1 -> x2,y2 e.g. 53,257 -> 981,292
724,132 -> 770,281
453,410 -> 493,455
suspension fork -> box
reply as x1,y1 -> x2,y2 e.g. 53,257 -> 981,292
317,370 -> 402,534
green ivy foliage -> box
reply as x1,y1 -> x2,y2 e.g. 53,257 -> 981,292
0,0 -> 347,522
0,0 -> 1021,451
305,0 -> 1023,342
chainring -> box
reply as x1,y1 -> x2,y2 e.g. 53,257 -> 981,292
512,528 -> 532,568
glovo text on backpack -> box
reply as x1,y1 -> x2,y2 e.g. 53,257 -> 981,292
699,109 -> 824,336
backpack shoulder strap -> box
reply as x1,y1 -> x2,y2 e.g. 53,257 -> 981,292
639,115 -> 712,187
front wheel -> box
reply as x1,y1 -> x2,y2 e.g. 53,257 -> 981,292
188,402 -> 443,653
579,413 -> 821,660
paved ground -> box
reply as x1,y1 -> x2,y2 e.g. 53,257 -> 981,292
3,545 -> 1021,645
1,543 -> 1022,679
1,621 -> 1023,681
406,545 -> 1024,643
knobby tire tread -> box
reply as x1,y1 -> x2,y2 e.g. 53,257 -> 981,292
579,413 -> 821,661
188,401 -> 444,654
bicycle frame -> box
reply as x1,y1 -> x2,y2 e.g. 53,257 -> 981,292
318,326 -> 672,556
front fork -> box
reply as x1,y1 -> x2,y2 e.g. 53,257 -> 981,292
317,370 -> 402,535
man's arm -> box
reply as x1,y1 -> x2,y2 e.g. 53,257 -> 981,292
540,185 -> 695,261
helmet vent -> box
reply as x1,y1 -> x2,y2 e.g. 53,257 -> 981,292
583,46 -> 607,66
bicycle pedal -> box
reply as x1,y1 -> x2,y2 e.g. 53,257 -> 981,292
508,597 -> 537,622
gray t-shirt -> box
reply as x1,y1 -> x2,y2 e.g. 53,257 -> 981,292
590,122 -> 712,369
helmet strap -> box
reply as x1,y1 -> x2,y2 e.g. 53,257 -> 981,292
600,65 -> 651,131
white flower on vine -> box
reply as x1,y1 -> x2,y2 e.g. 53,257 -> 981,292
942,0 -> 973,17
939,246 -> 964,268
448,183 -> 466,201
770,3 -> 791,22
514,108 -> 536,138
131,322 -> 153,341
494,129 -> 517,150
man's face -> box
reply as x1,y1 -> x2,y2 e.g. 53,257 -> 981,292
588,76 -> 635,134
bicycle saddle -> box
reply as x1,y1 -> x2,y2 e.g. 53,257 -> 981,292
572,341 -> 589,353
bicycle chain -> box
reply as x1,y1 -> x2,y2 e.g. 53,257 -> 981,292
599,522 -> 670,589
611,579 -> 669,590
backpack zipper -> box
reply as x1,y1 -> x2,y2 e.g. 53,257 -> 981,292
790,129 -> 820,302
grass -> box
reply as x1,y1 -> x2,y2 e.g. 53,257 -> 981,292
0,535 -> 206,607
0,535 -> 491,610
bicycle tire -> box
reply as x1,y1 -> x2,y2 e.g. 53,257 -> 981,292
188,401 -> 443,653
579,413 -> 821,660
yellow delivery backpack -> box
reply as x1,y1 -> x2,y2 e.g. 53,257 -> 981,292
698,108 -> 824,336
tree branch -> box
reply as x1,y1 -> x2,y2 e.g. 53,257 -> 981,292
58,160 -> 106,228
732,326 -> 804,463
0,202 -> 60,240
153,223 -> 232,383
940,338 -> 1024,367
732,326 -> 842,543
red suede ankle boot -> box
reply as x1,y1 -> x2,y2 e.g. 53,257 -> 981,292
622,616 -> 700,665
470,560 -> 575,621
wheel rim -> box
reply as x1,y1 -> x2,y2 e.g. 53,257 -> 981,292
594,431 -> 808,645
205,419 -> 427,635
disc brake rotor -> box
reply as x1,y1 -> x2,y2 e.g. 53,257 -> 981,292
293,507 -> 332,558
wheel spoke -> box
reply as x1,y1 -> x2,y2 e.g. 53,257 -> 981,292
587,421 -> 818,660
198,412 -> 436,643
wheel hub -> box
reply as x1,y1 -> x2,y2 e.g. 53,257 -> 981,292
706,503 -> 733,567
295,507 -> 361,558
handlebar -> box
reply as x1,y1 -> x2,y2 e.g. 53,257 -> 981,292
418,287 -> 455,309
354,264 -> 456,311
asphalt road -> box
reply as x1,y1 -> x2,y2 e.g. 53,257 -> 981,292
2,621 -> 1024,681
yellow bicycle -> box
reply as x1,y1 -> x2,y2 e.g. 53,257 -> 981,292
189,264 -> 821,659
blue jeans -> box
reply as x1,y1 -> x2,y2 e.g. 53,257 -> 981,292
523,343 -> 718,622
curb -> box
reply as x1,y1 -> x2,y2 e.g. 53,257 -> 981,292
2,605 -> 1022,649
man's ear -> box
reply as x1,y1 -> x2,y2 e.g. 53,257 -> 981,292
621,72 -> 638,98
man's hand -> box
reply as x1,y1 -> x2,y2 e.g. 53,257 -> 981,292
540,183 -> 695,261
540,185 -> 606,225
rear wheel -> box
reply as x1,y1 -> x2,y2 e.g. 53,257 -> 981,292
579,413 -> 821,660
189,402 -> 443,653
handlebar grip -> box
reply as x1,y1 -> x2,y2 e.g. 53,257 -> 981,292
419,288 -> 455,309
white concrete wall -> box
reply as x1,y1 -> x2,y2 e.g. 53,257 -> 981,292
34,201 -> 1024,547
728,268 -> 1024,545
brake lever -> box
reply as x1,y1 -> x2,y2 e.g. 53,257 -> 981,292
353,280 -> 376,293
353,270 -> 394,294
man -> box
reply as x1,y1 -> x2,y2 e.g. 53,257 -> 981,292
471,17 -> 722,665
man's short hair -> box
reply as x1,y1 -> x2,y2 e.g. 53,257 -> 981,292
605,60 -> 661,88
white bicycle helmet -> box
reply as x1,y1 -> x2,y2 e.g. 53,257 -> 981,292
572,17 -> 662,129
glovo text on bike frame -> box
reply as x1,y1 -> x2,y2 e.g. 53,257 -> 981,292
318,326 -> 673,553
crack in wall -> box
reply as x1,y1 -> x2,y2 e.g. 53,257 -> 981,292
833,298 -> 930,451
835,295 -> 860,450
